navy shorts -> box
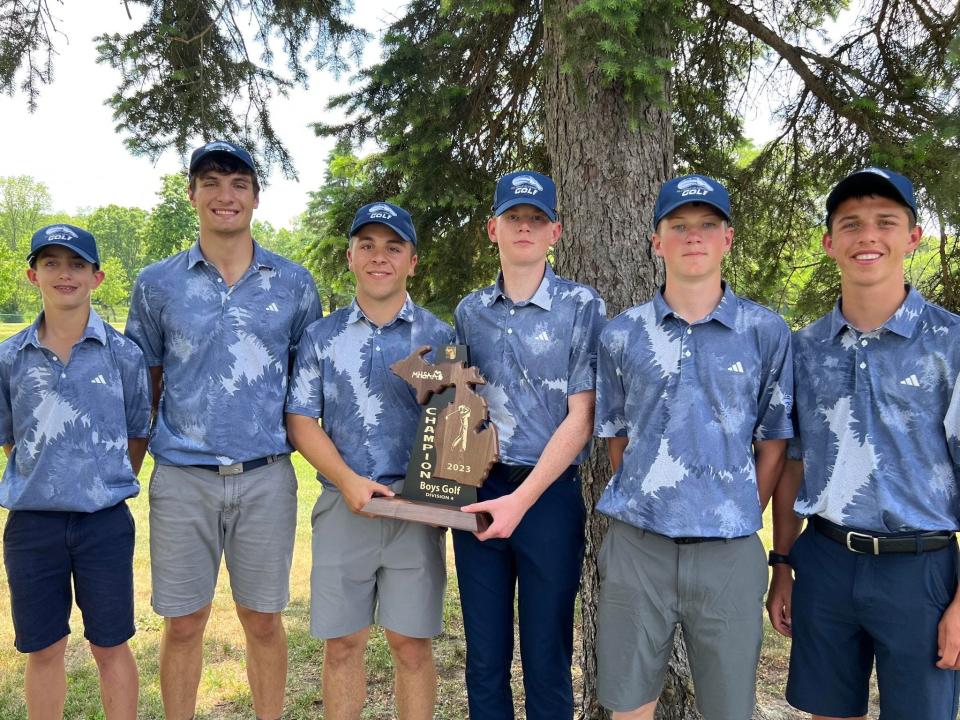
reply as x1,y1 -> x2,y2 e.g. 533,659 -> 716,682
787,524 -> 960,719
3,502 -> 136,653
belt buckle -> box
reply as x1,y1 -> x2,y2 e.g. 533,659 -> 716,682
846,531 -> 880,555
218,462 -> 244,476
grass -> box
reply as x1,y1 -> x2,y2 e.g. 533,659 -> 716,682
0,321 -> 876,719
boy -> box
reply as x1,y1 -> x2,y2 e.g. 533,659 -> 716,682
125,140 -> 320,720
767,167 -> 960,719
594,175 -> 793,719
453,170 -> 606,720
285,202 -> 454,720
0,224 -> 151,719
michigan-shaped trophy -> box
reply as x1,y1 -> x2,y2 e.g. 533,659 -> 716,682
362,345 -> 498,531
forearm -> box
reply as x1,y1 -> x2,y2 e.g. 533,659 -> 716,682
771,459 -> 804,554
755,438 -> 787,511
2,443 -> 11,459
128,438 -> 148,475
512,392 -> 594,510
148,366 -> 163,417
606,436 -> 627,473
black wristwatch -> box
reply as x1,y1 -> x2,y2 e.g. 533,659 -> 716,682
768,551 -> 791,567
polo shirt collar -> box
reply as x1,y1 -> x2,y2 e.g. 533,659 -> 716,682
19,307 -> 107,351
827,285 -> 923,340
653,282 -> 738,330
347,295 -> 416,328
187,240 -> 273,271
485,264 -> 555,311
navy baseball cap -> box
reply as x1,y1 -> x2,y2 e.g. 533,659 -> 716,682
28,224 -> 100,266
653,174 -> 732,228
825,167 -> 916,227
349,202 -> 417,246
189,140 -> 256,176
492,170 -> 557,221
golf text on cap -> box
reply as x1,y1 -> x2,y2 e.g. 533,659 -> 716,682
511,175 -> 545,196
202,141 -> 238,154
676,176 -> 714,197
367,204 -> 399,220
45,226 -> 80,242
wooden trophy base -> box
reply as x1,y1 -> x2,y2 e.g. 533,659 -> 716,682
362,497 -> 491,532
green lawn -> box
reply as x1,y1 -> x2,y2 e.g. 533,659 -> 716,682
0,321 -> 810,719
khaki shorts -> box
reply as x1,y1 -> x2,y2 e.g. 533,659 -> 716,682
148,458 -> 298,617
310,489 -> 447,639
597,520 -> 767,719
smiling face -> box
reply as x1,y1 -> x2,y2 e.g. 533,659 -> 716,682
347,223 -> 418,307
189,169 -> 259,238
488,203 -> 561,270
27,245 -> 104,311
823,194 -> 921,292
652,203 -> 733,284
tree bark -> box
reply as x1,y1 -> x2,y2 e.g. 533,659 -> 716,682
541,5 -> 676,719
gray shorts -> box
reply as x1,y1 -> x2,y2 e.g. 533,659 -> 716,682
310,489 -> 446,640
597,520 -> 767,719
148,458 -> 298,617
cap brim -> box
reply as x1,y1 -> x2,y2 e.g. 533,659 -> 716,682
825,172 -> 913,224
189,149 -> 256,175
27,241 -> 98,265
654,198 -> 731,228
493,197 -> 558,221
348,220 -> 415,246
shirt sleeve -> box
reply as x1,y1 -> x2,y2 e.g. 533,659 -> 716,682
290,270 -> 322,355
124,273 -> 165,367
0,354 -> 13,446
568,292 -> 607,396
121,344 -> 152,439
285,327 -> 324,419
594,327 -> 627,438
754,320 -> 795,441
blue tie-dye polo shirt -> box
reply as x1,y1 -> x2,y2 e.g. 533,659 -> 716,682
285,296 -> 455,488
454,264 -> 606,466
125,241 -> 321,466
791,287 -> 960,532
0,309 -> 151,512
595,284 -> 794,538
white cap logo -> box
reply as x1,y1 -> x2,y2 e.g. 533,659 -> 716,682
677,177 -> 713,193
862,167 -> 891,179
368,203 -> 398,218
204,141 -> 237,153
512,175 -> 544,193
45,225 -> 79,241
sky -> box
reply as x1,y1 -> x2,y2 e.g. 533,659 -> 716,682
0,1 -> 395,227
1,2 -> 780,229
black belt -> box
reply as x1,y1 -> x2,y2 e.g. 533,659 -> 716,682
812,515 -> 954,555
671,536 -> 726,545
191,455 -> 282,476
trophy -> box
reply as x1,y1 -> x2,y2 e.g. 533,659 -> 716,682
362,345 -> 498,531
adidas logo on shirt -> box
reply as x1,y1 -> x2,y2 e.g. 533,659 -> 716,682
91,374 -> 106,385
266,302 -> 279,312
728,362 -> 744,374
899,374 -> 920,387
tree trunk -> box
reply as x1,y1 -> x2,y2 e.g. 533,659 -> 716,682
542,5 -> 677,719
543,12 -> 781,720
